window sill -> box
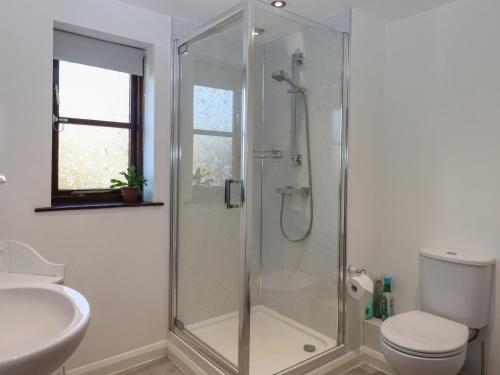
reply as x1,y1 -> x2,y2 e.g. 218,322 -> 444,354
34,201 -> 164,212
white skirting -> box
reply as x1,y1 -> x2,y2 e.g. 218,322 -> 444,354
66,340 -> 167,375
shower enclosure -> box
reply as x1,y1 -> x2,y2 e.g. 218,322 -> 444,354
170,1 -> 349,374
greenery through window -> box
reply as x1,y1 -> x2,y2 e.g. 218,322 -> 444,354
52,60 -> 142,204
192,85 -> 235,187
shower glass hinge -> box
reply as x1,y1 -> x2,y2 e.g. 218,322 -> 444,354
178,44 -> 188,55
174,318 -> 185,330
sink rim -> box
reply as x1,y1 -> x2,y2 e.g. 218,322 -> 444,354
0,282 -> 90,366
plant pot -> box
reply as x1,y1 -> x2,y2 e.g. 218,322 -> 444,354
121,187 -> 139,203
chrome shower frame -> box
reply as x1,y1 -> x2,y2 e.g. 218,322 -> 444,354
168,1 -> 351,373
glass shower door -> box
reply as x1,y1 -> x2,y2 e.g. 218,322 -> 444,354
246,3 -> 347,374
174,13 -> 244,373
171,2 -> 348,374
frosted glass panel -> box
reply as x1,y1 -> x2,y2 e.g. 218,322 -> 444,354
193,85 -> 234,132
193,134 -> 232,187
58,124 -> 129,190
59,61 -> 130,122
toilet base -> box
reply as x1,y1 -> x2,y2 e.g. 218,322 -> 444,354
380,338 -> 466,375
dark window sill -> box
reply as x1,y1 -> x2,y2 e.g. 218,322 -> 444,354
34,201 -> 164,212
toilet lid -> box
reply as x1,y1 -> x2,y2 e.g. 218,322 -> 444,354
381,311 -> 468,355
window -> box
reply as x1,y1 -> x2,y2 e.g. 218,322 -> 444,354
52,60 -> 143,204
192,85 -> 237,187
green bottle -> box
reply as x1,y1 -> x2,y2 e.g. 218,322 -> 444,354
373,279 -> 383,319
365,299 -> 374,320
380,276 -> 394,321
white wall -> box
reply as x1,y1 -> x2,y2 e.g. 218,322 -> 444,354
0,0 -> 171,369
348,9 -> 385,283
346,8 -> 386,350
379,0 -> 500,372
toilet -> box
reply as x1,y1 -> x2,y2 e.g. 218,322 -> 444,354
380,248 -> 494,375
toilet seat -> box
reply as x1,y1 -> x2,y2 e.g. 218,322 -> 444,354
382,336 -> 465,358
380,337 -> 467,375
380,310 -> 468,358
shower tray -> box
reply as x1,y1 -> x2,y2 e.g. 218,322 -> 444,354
187,305 -> 337,375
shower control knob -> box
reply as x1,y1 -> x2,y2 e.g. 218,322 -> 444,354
0,175 -> 6,185
290,153 -> 302,165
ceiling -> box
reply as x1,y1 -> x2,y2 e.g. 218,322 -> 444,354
115,0 -> 457,26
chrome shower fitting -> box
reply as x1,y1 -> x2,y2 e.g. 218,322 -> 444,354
272,57 -> 313,242
271,69 -> 304,93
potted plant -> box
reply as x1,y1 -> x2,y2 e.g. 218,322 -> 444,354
110,166 -> 148,203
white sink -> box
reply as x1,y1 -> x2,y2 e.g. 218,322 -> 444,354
0,283 -> 90,375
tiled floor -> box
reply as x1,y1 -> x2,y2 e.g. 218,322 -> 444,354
119,359 -> 386,375
118,359 -> 183,375
341,363 -> 387,375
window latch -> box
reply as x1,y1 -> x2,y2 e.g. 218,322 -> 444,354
52,115 -> 68,124
52,114 -> 68,132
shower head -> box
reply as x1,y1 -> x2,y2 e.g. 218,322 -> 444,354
271,69 -> 303,92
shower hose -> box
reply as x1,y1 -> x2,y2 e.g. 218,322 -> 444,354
279,89 -> 313,243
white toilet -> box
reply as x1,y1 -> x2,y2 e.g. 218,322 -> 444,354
380,248 -> 494,375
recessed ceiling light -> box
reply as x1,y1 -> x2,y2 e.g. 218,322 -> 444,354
271,1 -> 286,8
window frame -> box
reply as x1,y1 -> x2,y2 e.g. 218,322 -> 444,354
51,59 -> 143,205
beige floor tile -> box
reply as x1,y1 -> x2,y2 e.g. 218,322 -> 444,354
119,358 -> 387,375
341,363 -> 387,375
117,358 -> 183,375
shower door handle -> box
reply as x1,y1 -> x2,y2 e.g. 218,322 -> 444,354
224,179 -> 241,209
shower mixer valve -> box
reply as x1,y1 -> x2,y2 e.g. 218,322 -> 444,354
290,153 -> 302,165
